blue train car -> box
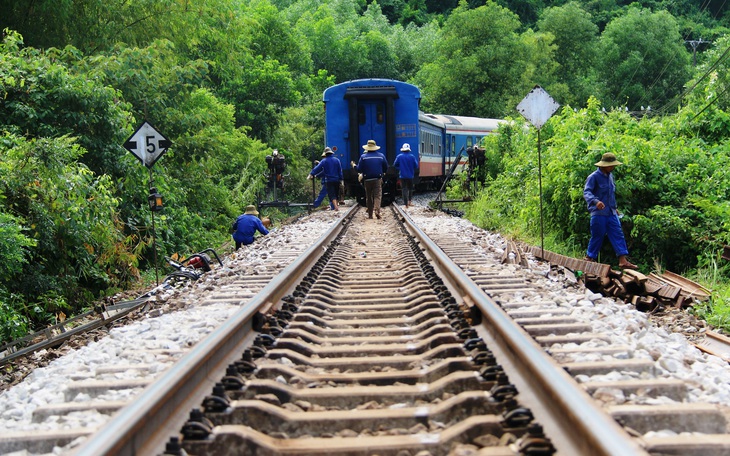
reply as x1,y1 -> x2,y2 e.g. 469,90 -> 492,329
323,79 -> 503,205
426,114 -> 504,176
323,79 -> 421,204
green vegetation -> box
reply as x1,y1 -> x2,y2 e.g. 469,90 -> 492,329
1,0 -> 730,342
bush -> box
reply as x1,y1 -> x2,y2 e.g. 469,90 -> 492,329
0,291 -> 29,343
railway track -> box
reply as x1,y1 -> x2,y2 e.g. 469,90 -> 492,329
77,205 -> 635,455
2,204 -> 730,455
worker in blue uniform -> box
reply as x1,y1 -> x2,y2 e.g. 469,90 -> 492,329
357,140 -> 389,219
393,143 -> 419,208
307,147 -> 343,211
583,152 -> 637,269
312,152 -> 334,210
232,205 -> 269,250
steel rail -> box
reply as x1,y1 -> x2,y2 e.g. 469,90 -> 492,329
394,205 -> 648,456
73,205 -> 358,456
0,298 -> 149,366
694,329 -> 730,363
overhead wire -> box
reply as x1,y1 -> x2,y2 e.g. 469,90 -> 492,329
651,0 -> 730,115
606,0 -> 711,108
657,39 -> 730,115
687,83 -> 730,123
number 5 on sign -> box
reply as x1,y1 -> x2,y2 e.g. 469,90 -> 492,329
123,121 -> 172,168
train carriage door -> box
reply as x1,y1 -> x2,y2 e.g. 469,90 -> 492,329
444,135 -> 451,175
358,101 -> 387,158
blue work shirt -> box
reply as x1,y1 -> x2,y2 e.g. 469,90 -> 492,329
232,214 -> 269,245
393,152 -> 419,179
313,166 -> 325,183
310,156 -> 343,183
357,151 -> 388,179
584,168 -> 617,216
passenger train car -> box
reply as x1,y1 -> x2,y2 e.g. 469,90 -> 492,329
323,78 -> 503,205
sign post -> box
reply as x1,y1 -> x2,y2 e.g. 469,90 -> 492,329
516,86 -> 560,259
123,121 -> 171,285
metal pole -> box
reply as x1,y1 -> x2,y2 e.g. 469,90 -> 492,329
149,168 -> 159,286
538,129 -> 544,259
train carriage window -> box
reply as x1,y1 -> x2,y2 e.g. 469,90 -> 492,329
377,105 -> 384,124
467,137 -> 473,148
359,106 -> 365,125
451,136 -> 456,156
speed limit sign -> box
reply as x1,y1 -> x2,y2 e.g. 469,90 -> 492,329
123,121 -> 172,168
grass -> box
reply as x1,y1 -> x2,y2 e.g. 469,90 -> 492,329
687,262 -> 730,333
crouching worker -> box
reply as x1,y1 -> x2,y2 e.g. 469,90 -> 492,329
232,205 -> 269,250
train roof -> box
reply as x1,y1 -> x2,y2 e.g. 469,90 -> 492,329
421,113 -> 504,133
418,111 -> 445,128
323,79 -> 421,102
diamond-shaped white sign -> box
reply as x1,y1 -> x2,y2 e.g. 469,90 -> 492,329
123,121 -> 171,168
516,86 -> 560,129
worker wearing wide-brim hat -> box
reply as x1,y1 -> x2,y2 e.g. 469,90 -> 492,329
583,152 -> 637,270
307,147 -> 343,211
231,204 -> 269,250
357,140 -> 389,219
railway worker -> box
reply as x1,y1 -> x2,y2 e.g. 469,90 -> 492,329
307,147 -> 343,211
393,143 -> 419,208
312,154 -> 335,210
357,139 -> 388,219
583,152 -> 638,270
231,205 -> 269,250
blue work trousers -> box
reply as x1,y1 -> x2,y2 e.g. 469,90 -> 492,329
587,214 -> 629,259
313,182 -> 334,209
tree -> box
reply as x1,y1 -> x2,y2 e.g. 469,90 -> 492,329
84,39 -> 274,254
176,2 -> 302,142
0,31 -> 133,185
236,0 -> 313,76
0,133 -> 137,328
424,0 -> 459,14
366,0 -> 406,24
0,0 -> 194,53
413,2 -> 558,118
400,0 -> 430,26
676,35 -> 730,143
495,0 -> 544,26
537,2 -> 599,107
391,21 -> 441,80
293,5 -> 370,82
597,6 -> 692,110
